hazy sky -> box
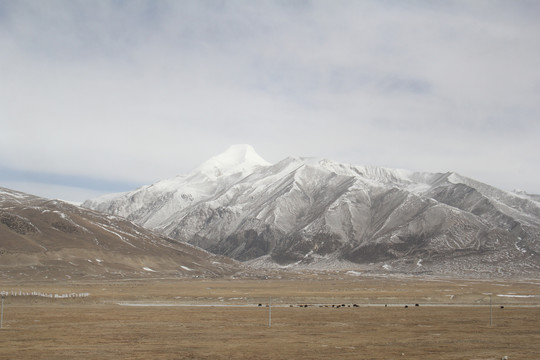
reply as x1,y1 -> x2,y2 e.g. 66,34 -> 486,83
1,0 -> 539,202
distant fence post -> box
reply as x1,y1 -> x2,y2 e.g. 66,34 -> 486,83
489,295 -> 493,327
269,296 -> 272,327
1,295 -> 4,329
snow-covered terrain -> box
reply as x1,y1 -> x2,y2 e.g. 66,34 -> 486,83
83,144 -> 540,277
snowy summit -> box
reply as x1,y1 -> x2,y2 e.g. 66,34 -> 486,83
195,144 -> 271,178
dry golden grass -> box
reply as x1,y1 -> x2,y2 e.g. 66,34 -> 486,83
1,275 -> 539,359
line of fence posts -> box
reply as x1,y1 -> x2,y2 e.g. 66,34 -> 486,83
0,291 -> 89,298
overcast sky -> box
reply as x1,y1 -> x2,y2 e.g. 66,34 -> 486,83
1,0 -> 539,202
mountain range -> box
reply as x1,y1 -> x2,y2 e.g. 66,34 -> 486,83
83,145 -> 540,277
0,187 -> 239,280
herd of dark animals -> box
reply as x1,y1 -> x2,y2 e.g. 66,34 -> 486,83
255,303 -> 507,309
256,303 -> 423,308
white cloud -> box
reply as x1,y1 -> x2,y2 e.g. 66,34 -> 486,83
1,181 -> 108,204
1,0 -> 539,200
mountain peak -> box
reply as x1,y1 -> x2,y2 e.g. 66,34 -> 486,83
196,144 -> 271,178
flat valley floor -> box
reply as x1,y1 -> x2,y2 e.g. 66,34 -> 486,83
1,274 -> 539,359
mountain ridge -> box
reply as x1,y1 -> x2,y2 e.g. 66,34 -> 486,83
82,145 -> 540,277
0,186 -> 240,280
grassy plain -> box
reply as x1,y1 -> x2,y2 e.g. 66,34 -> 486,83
1,273 -> 539,359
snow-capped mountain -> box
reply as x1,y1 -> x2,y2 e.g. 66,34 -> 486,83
0,187 -> 239,280
83,145 -> 540,277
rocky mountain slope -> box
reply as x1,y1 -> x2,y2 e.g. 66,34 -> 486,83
83,145 -> 540,277
0,187 -> 239,280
